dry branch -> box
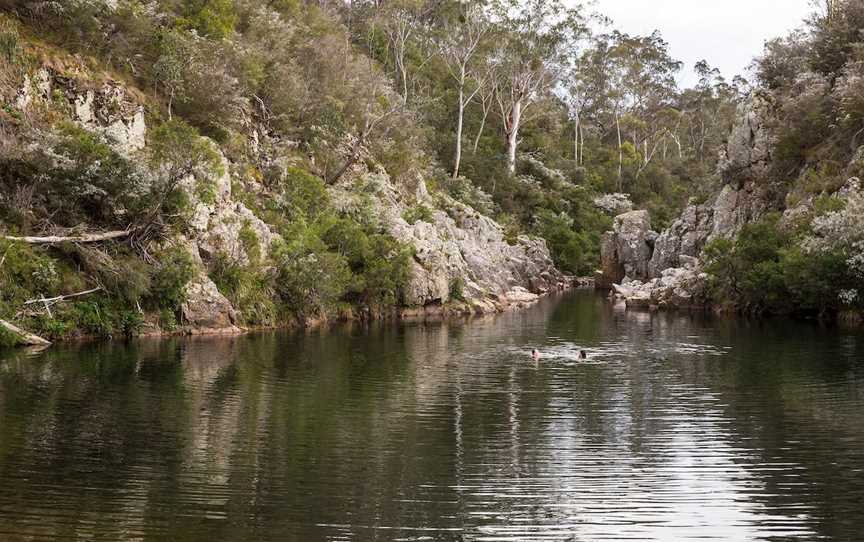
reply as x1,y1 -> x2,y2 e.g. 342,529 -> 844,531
0,319 -> 51,347
23,287 -> 103,307
3,230 -> 131,245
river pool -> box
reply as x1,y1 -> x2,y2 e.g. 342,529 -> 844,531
0,290 -> 863,540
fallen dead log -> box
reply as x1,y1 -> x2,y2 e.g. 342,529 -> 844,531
3,230 -> 131,244
23,287 -> 103,307
0,319 -> 51,347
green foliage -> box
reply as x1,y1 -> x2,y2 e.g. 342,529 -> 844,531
703,215 -> 790,313
148,246 -> 195,312
270,167 -> 330,222
34,123 -> 144,228
0,240 -> 62,318
0,16 -> 20,62
159,308 -> 178,332
209,251 -> 277,326
181,0 -> 237,39
402,204 -> 434,225
0,325 -> 18,348
532,209 -> 598,276
704,215 -> 859,315
274,244 -> 353,320
449,277 -> 465,302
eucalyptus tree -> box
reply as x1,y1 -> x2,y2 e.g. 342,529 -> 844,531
435,0 -> 491,179
607,31 -> 682,183
374,0 -> 436,105
488,0 -> 586,176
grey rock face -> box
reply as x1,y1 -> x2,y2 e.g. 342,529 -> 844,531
181,277 -> 239,331
649,202 -> 714,276
615,260 -> 709,310
331,172 -> 566,311
597,211 -> 656,286
643,95 -> 777,279
718,93 -> 773,185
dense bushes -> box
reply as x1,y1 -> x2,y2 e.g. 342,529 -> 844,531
0,238 -> 190,340
704,214 -> 863,316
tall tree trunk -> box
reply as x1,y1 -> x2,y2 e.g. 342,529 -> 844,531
579,125 -> 584,166
453,80 -> 464,179
616,111 -> 623,189
472,99 -> 490,155
573,111 -> 580,164
506,99 -> 522,176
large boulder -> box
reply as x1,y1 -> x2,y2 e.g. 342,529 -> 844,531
649,201 -> 713,276
614,258 -> 709,310
598,210 -> 656,287
181,276 -> 240,332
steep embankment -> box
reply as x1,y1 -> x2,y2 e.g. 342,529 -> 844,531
0,45 -> 566,346
597,95 -> 777,306
599,86 -> 864,319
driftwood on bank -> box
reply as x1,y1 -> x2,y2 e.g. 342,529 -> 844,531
3,230 -> 131,244
23,287 -> 103,307
0,319 -> 51,346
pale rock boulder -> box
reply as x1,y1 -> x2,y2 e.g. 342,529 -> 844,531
186,152 -> 281,265
649,200 -> 714,276
598,211 -> 656,287
614,257 -> 709,310
181,277 -> 239,331
72,82 -> 146,155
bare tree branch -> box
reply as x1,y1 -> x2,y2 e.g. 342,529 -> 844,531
4,230 -> 132,245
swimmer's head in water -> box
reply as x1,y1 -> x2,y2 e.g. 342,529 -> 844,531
579,350 -> 587,359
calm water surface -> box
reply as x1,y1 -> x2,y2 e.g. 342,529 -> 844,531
1,291 -> 863,541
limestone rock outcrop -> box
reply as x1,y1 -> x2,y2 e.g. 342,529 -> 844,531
596,211 -> 656,288
10,56 -> 567,336
613,257 -> 709,310
181,277 -> 239,332
600,94 -> 779,308
331,172 -> 568,313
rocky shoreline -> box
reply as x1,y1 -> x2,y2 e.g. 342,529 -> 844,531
4,278 -> 586,349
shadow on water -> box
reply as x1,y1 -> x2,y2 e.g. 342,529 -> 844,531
0,290 -> 862,540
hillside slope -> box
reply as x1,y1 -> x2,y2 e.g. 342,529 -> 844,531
0,31 -> 565,346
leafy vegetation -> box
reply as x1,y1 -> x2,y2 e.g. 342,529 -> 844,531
4,0 -> 863,340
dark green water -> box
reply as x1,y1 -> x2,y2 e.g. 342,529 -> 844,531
0,291 -> 863,541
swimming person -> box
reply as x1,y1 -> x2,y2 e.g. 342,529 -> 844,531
579,350 -> 588,361
531,348 -> 540,361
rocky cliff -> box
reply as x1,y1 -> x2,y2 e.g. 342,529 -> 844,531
3,56 -> 566,342
598,94 -> 780,308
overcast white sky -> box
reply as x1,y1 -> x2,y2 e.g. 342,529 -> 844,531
591,0 -> 814,86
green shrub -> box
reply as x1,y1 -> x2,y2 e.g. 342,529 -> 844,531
402,204 -> 434,225
43,123 -> 144,227
274,167 -> 330,222
159,308 -> 178,332
181,0 -> 237,39
0,241 -> 62,317
148,246 -> 195,311
0,17 -> 20,62
117,309 -> 144,337
532,209 -> 597,276
238,221 -> 261,264
209,251 -> 277,326
704,215 -> 790,313
704,214 -> 859,315
274,247 -> 352,320
449,277 -> 465,302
